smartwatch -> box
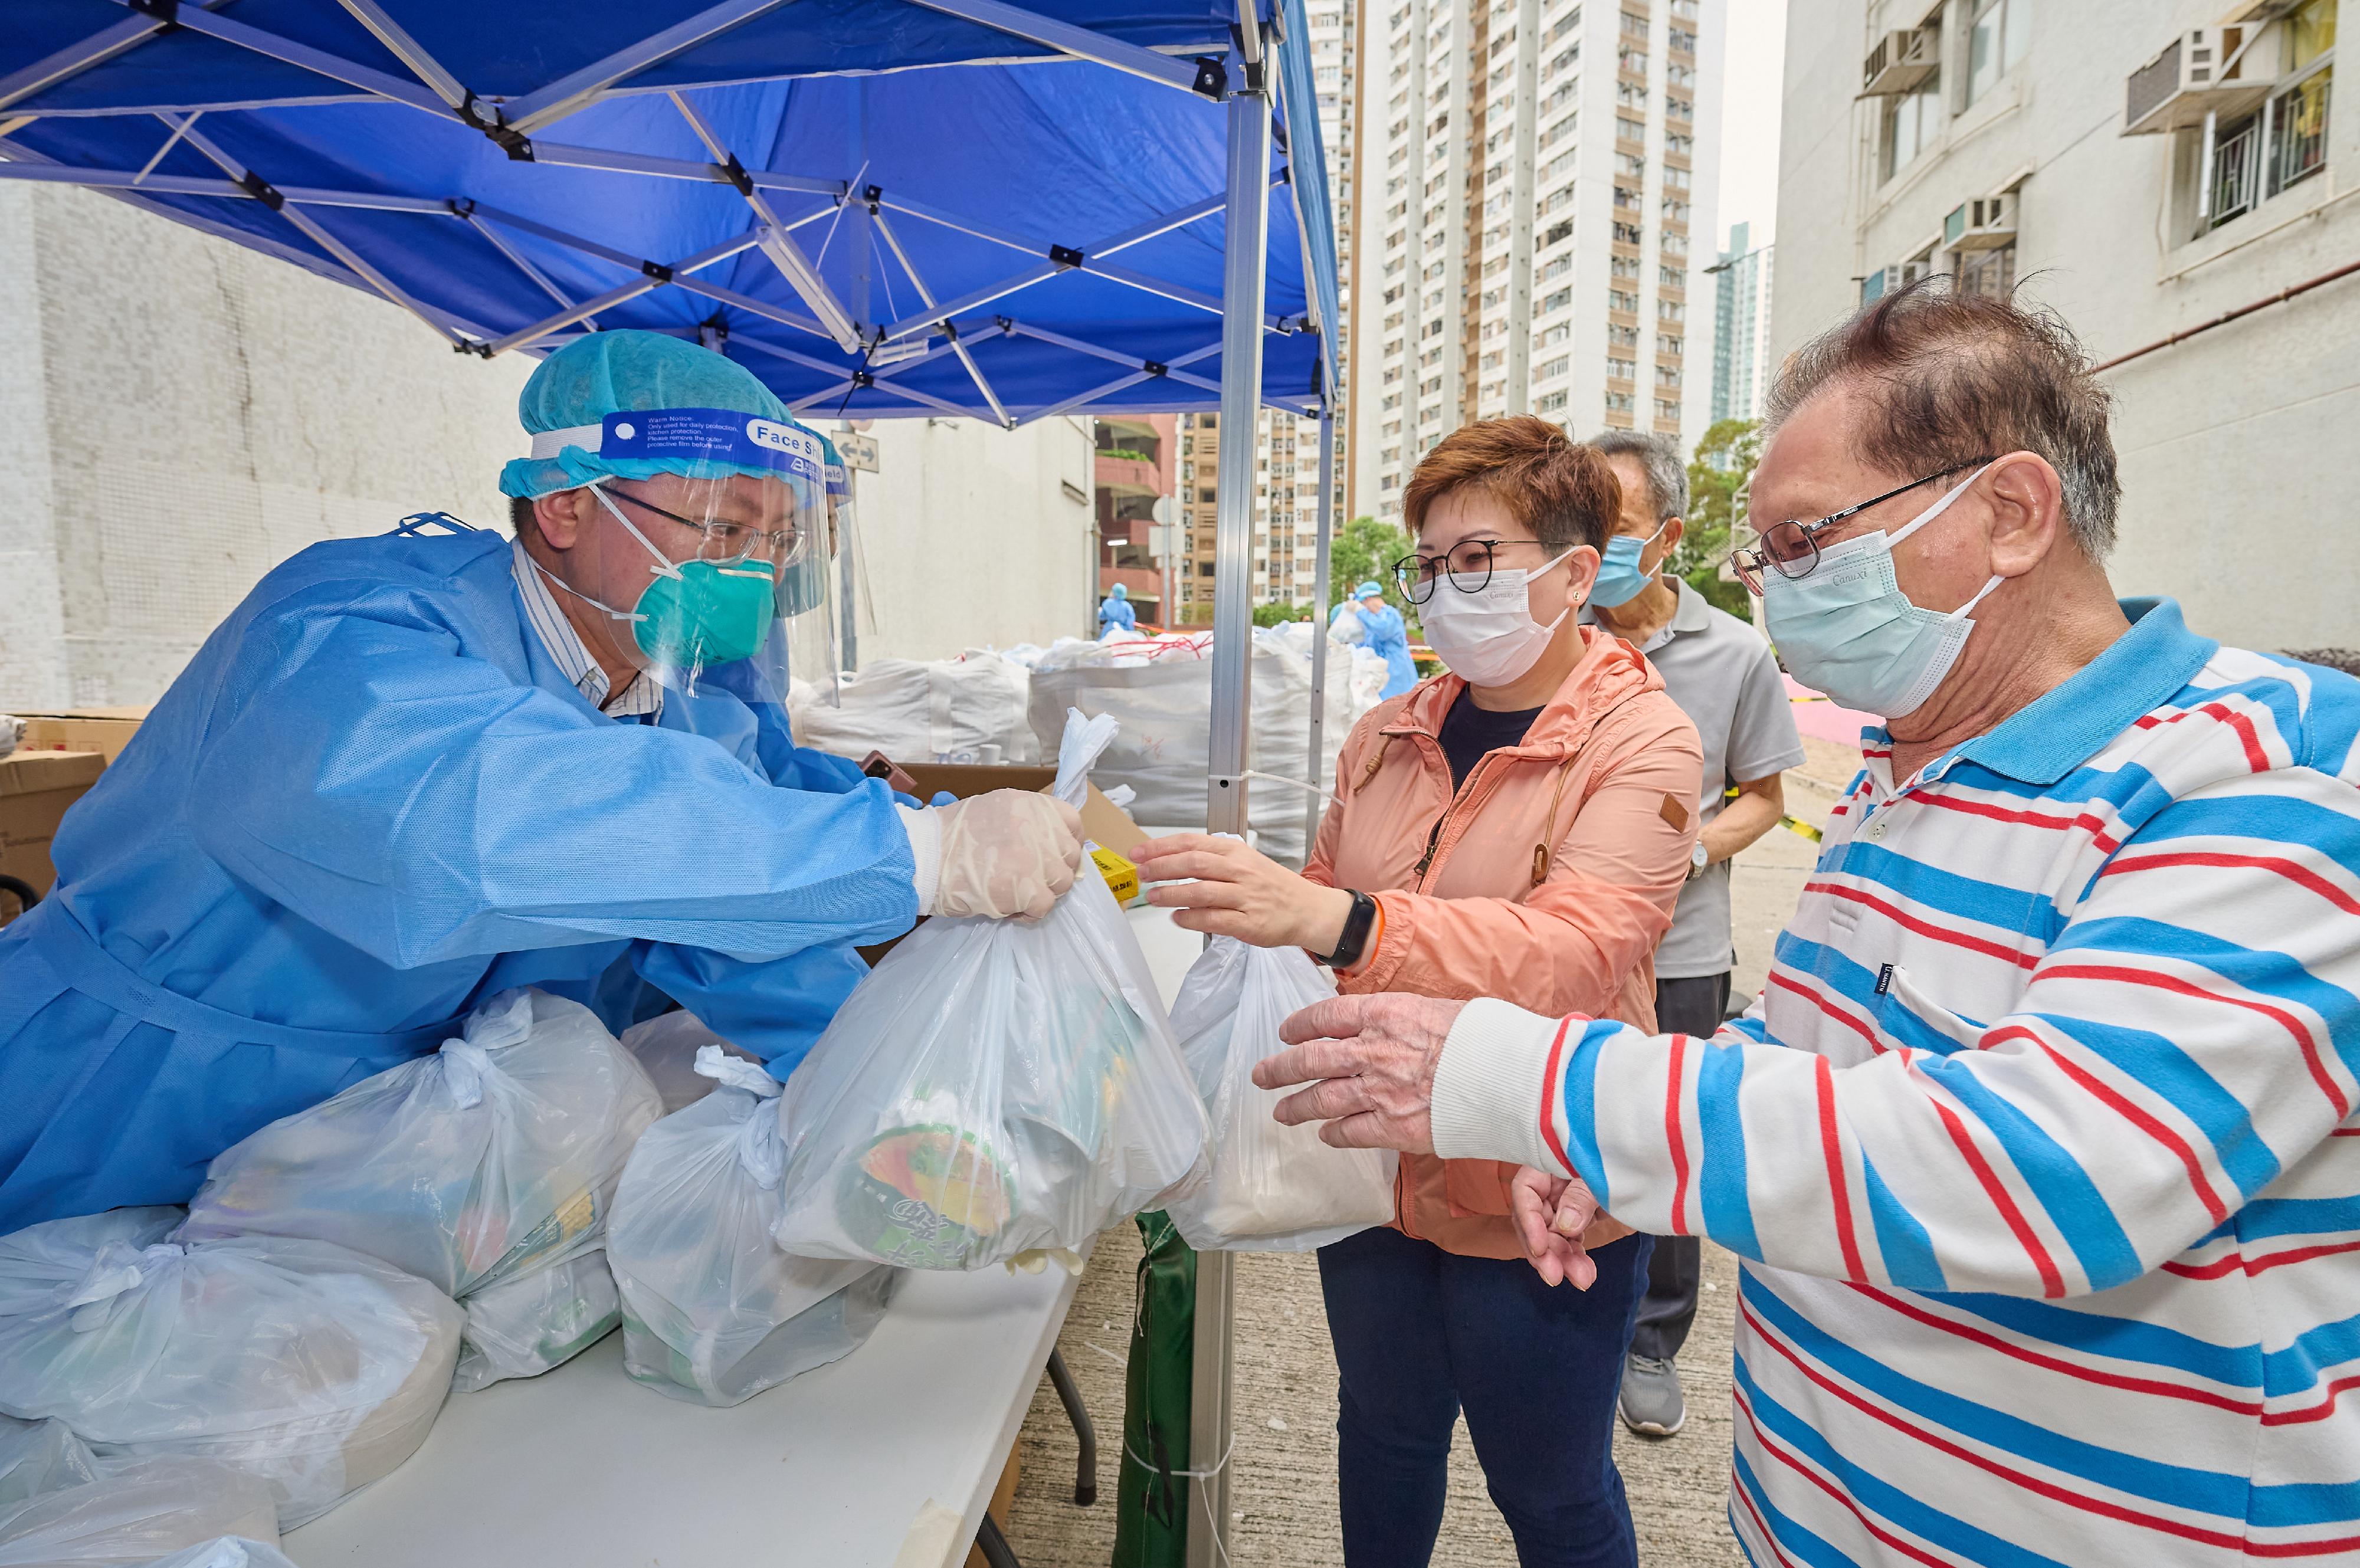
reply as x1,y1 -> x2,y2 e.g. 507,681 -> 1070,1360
1319,890 -> 1379,970
1686,841 -> 1710,881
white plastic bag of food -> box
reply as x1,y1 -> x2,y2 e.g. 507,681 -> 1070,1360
609,1048 -> 896,1407
447,1247 -> 621,1395
772,711 -> 1208,1270
0,1416 -> 100,1510
621,1011 -> 764,1116
1164,939 -> 1397,1252
0,1211 -> 459,1528
0,1456 -> 281,1568
135,1538 -> 299,1568
179,988 -> 661,1387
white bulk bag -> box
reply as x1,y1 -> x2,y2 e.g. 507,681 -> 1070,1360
772,713 -> 1208,1270
0,1457 -> 280,1568
1164,940 -> 1397,1252
180,989 -> 661,1389
0,1211 -> 460,1528
789,652 -> 1037,765
609,1048 -> 894,1407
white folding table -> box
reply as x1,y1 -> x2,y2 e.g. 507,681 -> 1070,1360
284,905 -> 1202,1568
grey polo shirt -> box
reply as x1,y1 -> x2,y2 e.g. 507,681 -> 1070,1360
1590,578 -> 1805,979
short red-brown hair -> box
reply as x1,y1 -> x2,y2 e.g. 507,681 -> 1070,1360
1401,416 -> 1622,554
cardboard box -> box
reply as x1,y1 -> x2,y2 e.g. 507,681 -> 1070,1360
6,706 -> 150,765
0,749 -> 106,901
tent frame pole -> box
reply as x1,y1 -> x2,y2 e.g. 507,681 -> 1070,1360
1194,65 -> 1270,1568
1304,405 -> 1335,860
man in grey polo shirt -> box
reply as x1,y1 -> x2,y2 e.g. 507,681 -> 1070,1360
1582,429 -> 1805,1439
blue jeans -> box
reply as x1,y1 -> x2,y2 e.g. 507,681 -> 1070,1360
1317,1224 -> 1653,1568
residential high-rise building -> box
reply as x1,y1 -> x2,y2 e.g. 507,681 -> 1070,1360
1174,0 -> 1363,618
1775,0 -> 2353,649
1707,219 -> 1774,424
1346,0 -> 1728,524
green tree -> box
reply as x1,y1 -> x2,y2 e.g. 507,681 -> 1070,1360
1677,419 -> 1761,619
1252,602 -> 1312,626
1325,516 -> 1415,618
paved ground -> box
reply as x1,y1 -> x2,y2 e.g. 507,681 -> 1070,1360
1002,736 -> 1856,1567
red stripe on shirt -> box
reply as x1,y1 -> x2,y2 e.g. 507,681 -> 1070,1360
1769,972 -> 1889,1056
2100,849 -> 2360,920
1815,1053 -> 1869,1281
1914,789 -> 2125,854
1729,1461 -> 1812,1568
1538,1014 -> 1576,1176
1805,880 -> 2044,970
1925,1091 -> 2067,1297
2039,962 -> 2348,1118
1664,1032 -> 1692,1235
2162,1239 -> 2360,1280
2262,1371 -> 2360,1429
1985,1024 -> 2232,1226
1734,1386 -> 1983,1568
2198,699 -> 2273,773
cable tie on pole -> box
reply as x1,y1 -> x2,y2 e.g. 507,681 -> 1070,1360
1048,244 -> 1085,271
235,170 -> 283,212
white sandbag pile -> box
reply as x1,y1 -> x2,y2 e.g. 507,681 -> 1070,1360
1025,626 -> 1390,865
179,989 -> 662,1393
0,1209 -> 460,1528
608,1047 -> 895,1407
789,651 -> 1037,765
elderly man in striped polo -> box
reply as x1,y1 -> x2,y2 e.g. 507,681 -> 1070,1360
1254,283 -> 2360,1565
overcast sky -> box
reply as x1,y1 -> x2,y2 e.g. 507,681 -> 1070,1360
1716,0 -> 1789,253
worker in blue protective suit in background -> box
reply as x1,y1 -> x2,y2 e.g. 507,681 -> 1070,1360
0,330 -> 1085,1232
1097,581 -> 1136,635
1349,580 -> 1419,698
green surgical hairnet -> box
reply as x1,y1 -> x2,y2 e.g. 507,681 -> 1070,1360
499,330 -> 796,500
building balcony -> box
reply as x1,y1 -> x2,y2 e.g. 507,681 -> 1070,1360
1094,452 -> 1164,497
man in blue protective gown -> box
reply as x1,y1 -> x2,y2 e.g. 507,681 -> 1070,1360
1349,580 -> 1418,698
0,331 -> 1083,1232
1097,581 -> 1136,635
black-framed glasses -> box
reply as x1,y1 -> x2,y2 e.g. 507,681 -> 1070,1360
605,486 -> 804,566
1390,538 -> 1555,604
1730,458 -> 1992,595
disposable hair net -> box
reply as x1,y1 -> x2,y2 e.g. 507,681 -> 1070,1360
500,330 -> 798,501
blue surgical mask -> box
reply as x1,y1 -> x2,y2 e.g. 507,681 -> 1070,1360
1762,465 -> 2000,719
1588,521 -> 1668,609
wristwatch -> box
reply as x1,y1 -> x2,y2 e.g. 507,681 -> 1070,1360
1319,890 -> 1379,969
1686,841 -> 1710,881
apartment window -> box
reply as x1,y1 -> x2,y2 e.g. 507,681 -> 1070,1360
1666,94 -> 1692,121
1617,81 -> 1648,107
1607,356 -> 1637,380
1654,398 -> 1681,419
1616,152 -> 1647,177
1614,185 -> 1641,211
1956,242 -> 2016,299
1544,218 -> 1574,246
1668,27 -> 1694,53
1964,0 -> 2031,108
1617,114 -> 1646,142
1663,165 -> 1690,189
1655,364 -> 1681,388
2270,1 -> 2336,198
1658,264 -> 1684,286
1543,286 -> 1574,311
1613,221 -> 1645,244
1420,376 -> 1444,395
1609,288 -> 1640,312
1537,390 -> 1569,413
1611,255 -> 1642,278
1666,130 -> 1693,155
1547,45 -> 1580,79
1605,391 -> 1636,412
1661,229 -> 1687,255
1660,334 -> 1683,356
1608,322 -> 1640,347
1657,298 -> 1686,322
1666,61 -> 1694,87
1540,255 -> 1573,283
1619,47 -> 1649,75
1540,323 -> 1571,346
1382,392 -> 1402,410
1661,197 -> 1691,223
1539,355 -> 1571,378
1882,72 -> 1943,181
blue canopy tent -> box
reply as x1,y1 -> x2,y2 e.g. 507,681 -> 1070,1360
0,2 -> 1346,1558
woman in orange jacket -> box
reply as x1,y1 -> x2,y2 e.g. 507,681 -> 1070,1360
1133,418 -> 1702,1568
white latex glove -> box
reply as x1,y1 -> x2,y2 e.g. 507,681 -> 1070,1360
898,790 -> 1084,920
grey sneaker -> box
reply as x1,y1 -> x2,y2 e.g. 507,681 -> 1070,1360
1619,1354 -> 1686,1438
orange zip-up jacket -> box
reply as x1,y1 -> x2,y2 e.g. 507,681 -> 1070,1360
1304,626 -> 1702,1258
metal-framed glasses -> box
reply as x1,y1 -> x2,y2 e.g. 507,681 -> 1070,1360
607,487 -> 804,567
1390,538 -> 1555,604
1730,458 -> 1992,595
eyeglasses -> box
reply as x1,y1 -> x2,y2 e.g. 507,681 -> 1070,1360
1730,458 -> 1993,595
607,487 -> 803,566
1390,538 -> 1555,604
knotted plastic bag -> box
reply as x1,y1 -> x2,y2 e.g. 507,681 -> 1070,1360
1163,939 -> 1397,1252
608,1047 -> 896,1407
772,711 -> 1208,1270
621,1011 -> 766,1116
0,1455 -> 281,1567
181,988 -> 661,1389
0,1210 -> 460,1528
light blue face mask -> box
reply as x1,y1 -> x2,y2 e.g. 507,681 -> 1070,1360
1762,465 -> 2000,719
1588,520 -> 1669,609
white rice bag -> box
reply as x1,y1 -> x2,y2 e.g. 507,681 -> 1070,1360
1164,939 -> 1398,1252
0,1209 -> 460,1528
609,1048 -> 895,1407
179,988 -> 661,1388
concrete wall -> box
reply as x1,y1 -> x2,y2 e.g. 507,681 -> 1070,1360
1772,0 -> 2359,651
0,185 -> 1096,708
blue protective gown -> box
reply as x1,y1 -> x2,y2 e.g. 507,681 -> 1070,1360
1097,593 -> 1137,634
1357,601 -> 1419,698
0,527 -> 919,1231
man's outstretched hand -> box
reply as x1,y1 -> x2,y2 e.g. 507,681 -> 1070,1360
1253,993 -> 1467,1154
1510,1166 -> 1601,1289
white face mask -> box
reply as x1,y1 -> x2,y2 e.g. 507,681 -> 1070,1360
1415,547 -> 1578,687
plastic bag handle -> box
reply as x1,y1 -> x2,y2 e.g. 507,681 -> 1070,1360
1051,707 -> 1120,807
694,1042 -> 780,1099
438,988 -> 536,1108
63,1241 -> 181,1330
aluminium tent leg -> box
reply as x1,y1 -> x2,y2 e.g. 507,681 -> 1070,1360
1304,407 -> 1336,862
1191,70 -> 1271,1568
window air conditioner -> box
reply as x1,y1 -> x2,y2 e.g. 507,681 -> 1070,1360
1861,28 -> 1939,97
1943,192 -> 2017,252
2123,24 -> 2282,136
1859,264 -> 1906,304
